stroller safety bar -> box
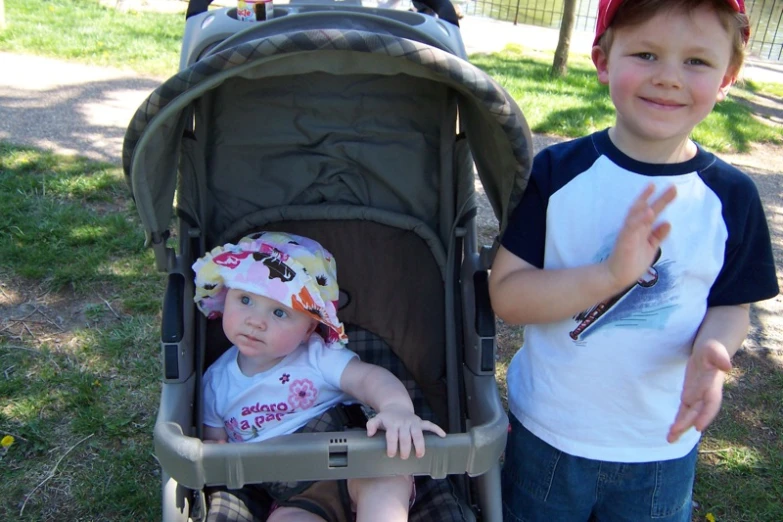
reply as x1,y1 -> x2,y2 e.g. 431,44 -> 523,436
154,374 -> 507,490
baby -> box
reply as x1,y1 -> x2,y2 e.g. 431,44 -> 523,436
194,231 -> 446,522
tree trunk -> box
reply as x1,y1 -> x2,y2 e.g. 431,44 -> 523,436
551,0 -> 578,77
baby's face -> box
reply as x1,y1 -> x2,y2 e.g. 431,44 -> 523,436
222,288 -> 316,366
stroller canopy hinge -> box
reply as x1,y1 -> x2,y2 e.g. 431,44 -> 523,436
151,231 -> 175,272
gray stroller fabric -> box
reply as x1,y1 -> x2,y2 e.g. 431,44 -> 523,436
123,28 -> 532,250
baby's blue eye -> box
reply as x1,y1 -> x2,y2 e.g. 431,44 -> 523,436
240,295 -> 251,305
273,308 -> 288,318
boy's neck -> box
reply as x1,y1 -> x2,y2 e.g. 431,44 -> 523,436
608,127 -> 698,164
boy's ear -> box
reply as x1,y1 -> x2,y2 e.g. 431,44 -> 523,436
592,46 -> 610,85
716,69 -> 738,102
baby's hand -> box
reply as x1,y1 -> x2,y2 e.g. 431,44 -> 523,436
366,405 -> 446,459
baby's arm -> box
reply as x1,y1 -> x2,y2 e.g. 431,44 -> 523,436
203,425 -> 229,444
667,304 -> 750,443
340,359 -> 446,459
490,184 -> 676,325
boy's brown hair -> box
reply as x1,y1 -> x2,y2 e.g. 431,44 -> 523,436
595,0 -> 750,74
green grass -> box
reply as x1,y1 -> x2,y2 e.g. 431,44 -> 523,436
0,144 -> 164,521
470,45 -> 783,153
0,4 -> 781,519
0,0 -> 184,76
692,351 -> 783,521
744,79 -> 783,99
0,145 -> 160,301
2,0 -> 780,151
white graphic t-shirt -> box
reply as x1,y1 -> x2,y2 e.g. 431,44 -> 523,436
501,129 -> 778,462
203,333 -> 358,443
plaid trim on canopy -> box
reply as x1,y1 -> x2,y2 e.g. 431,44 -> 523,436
123,28 -> 531,239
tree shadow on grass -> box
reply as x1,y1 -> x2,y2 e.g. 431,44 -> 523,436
471,53 -> 615,136
0,143 -> 162,520
731,90 -> 783,128
0,75 -> 162,165
0,142 -> 163,304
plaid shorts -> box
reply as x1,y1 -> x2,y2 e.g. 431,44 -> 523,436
206,475 -> 465,522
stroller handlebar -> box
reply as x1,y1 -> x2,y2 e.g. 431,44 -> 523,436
185,0 -> 460,26
154,373 -> 507,489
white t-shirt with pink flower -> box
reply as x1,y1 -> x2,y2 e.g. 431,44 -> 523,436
203,333 -> 358,443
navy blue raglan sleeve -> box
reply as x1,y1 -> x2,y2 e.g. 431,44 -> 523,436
500,149 -> 552,269
708,173 -> 779,306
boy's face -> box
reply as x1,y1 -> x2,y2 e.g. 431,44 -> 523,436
592,4 -> 737,155
223,288 -> 317,369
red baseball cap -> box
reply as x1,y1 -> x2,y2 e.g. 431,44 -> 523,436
593,0 -> 749,46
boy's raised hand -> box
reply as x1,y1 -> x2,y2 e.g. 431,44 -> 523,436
366,405 -> 446,459
667,340 -> 732,443
607,184 -> 677,289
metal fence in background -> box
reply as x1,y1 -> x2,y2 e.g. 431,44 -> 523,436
748,0 -> 783,60
462,0 -> 783,62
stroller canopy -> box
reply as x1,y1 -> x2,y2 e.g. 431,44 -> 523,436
123,26 -> 533,252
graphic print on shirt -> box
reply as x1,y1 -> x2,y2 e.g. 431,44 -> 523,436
224,378 -> 319,442
570,247 -> 677,341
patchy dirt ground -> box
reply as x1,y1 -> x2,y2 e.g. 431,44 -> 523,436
724,144 -> 783,356
0,274 -> 126,354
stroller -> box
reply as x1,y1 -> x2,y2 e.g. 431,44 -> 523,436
123,0 -> 533,520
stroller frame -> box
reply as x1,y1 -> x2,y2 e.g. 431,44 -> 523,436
124,3 -> 533,520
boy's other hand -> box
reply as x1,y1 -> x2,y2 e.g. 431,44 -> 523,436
366,406 -> 447,459
667,340 -> 732,443
607,184 -> 676,290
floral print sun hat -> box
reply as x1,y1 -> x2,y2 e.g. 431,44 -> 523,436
192,231 -> 347,346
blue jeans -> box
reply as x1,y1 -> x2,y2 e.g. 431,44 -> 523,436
501,414 -> 697,522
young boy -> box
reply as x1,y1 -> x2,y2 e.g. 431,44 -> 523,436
488,1 -> 779,521
194,231 -> 446,522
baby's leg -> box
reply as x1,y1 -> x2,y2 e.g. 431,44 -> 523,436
348,475 -> 413,522
266,506 -> 326,522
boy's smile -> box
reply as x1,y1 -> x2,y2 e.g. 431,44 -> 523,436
640,97 -> 685,109
592,4 -> 737,162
